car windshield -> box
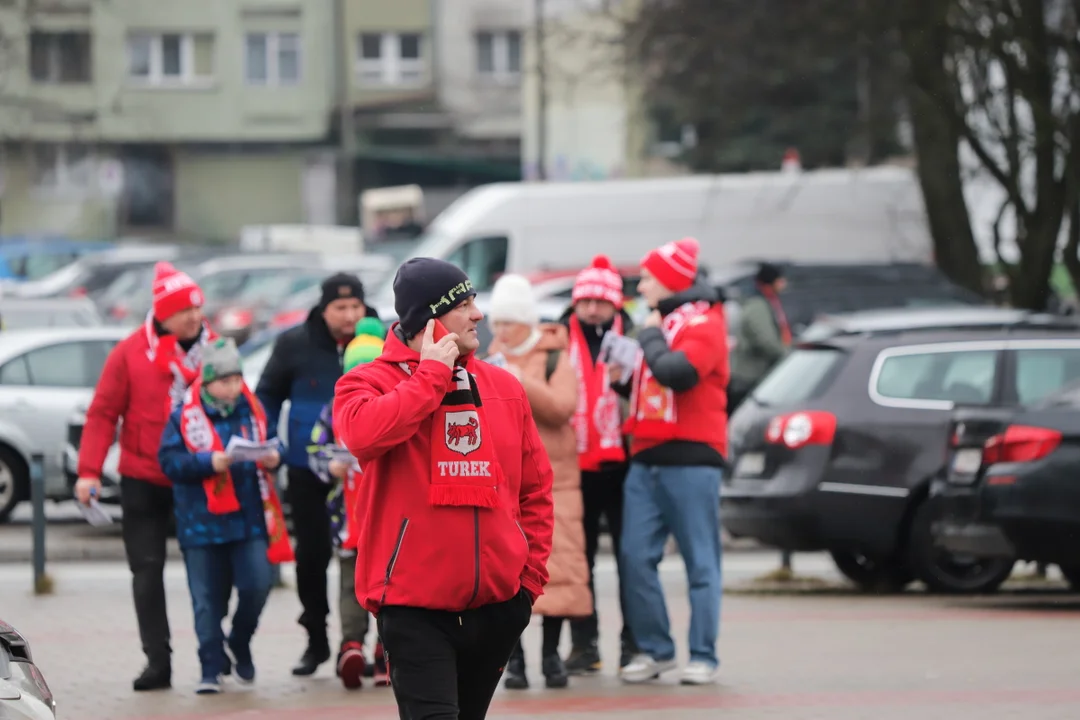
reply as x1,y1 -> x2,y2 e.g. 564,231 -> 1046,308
751,347 -> 845,406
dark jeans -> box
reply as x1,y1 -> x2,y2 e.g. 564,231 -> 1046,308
285,466 -> 333,641
510,616 -> 565,659
570,467 -> 635,651
120,476 -> 174,667
182,536 -> 273,678
378,591 -> 532,720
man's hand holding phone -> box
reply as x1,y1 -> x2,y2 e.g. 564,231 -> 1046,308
421,319 -> 460,369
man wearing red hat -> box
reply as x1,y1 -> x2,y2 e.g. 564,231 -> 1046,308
559,255 -> 638,674
617,237 -> 728,686
75,261 -> 214,692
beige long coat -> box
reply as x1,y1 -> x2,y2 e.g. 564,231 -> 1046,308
489,323 -> 593,618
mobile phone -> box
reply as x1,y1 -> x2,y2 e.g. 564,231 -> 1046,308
432,319 -> 449,341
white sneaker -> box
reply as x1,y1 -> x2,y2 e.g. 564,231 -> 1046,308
195,676 -> 222,695
620,653 -> 677,683
680,661 -> 719,685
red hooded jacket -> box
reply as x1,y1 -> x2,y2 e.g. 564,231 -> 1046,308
333,329 -> 555,614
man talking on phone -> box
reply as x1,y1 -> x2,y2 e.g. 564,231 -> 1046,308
333,258 -> 555,720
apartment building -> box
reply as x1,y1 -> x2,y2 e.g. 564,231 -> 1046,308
343,0 -> 524,197
0,0 -> 334,241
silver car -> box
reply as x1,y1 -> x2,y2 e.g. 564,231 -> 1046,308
0,620 -> 56,719
0,327 -> 129,521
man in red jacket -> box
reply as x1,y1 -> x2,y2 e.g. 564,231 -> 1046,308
333,258 -> 554,720
74,262 -> 213,692
616,238 -> 728,687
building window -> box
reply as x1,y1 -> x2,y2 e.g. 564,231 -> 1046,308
126,32 -> 214,86
30,143 -> 96,193
244,32 -> 301,86
357,32 -> 424,86
476,30 -> 521,80
29,31 -> 92,83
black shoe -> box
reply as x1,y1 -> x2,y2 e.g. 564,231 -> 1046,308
565,644 -> 602,675
620,638 -> 638,670
291,640 -> 331,677
503,655 -> 528,690
542,653 -> 569,689
133,663 -> 171,692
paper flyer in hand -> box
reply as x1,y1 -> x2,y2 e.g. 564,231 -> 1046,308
225,436 -> 280,463
79,499 -> 114,527
327,445 -> 361,471
598,332 -> 640,384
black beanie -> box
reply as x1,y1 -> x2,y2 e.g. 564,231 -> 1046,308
393,258 -> 476,338
319,273 -> 365,309
756,262 -> 783,285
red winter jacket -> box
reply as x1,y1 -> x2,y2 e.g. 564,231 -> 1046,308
333,328 -> 555,615
77,327 -> 179,486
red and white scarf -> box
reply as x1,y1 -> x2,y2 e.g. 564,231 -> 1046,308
758,283 -> 792,347
624,300 -> 711,440
145,313 -> 217,410
179,378 -> 295,564
568,315 -> 626,471
398,360 -> 504,508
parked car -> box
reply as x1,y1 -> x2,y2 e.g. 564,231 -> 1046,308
0,619 -> 56,719
0,327 -> 129,521
933,380 -> 1080,590
722,308 -> 1080,594
8,245 -> 184,301
0,298 -> 103,330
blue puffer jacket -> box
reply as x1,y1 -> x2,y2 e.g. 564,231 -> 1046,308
256,308 -> 379,468
158,393 -> 267,550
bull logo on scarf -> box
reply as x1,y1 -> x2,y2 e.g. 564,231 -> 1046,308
445,410 -> 481,456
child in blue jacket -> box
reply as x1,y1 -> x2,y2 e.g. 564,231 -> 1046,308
159,337 -> 289,695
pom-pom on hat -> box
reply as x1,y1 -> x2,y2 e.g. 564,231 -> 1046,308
572,254 -> 623,308
343,316 -> 386,372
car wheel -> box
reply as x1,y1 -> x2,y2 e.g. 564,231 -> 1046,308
0,446 -> 28,523
1058,565 -> 1080,591
829,550 -> 913,593
905,500 -> 1014,594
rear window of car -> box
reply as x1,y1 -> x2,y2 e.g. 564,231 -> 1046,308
752,348 -> 845,405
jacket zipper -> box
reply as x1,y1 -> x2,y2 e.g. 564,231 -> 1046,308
515,520 -> 528,548
466,508 -> 480,607
379,518 -> 409,606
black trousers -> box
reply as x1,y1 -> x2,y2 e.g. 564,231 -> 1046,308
120,476 -> 175,667
285,466 -> 334,641
570,466 -> 635,650
378,591 -> 532,720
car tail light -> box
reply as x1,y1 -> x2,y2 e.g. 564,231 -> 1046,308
271,309 -> 306,328
982,425 -> 1061,465
69,286 -> 87,298
764,411 -> 837,449
217,307 -> 253,331
109,305 -> 128,320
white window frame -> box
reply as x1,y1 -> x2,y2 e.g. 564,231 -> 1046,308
244,31 -> 302,87
475,29 -> 521,82
126,32 -> 213,87
30,143 -> 96,195
356,32 -> 425,87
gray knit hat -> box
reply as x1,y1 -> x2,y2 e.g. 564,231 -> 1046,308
201,337 -> 242,383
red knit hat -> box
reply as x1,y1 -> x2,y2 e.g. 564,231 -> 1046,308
572,254 -> 624,309
152,262 -> 203,321
641,237 -> 699,293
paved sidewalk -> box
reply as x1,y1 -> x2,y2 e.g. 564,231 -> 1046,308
3,553 -> 1079,720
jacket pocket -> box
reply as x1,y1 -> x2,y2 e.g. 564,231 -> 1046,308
515,520 -> 529,550
379,518 -> 409,604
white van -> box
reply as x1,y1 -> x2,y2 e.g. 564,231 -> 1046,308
369,167 -> 932,306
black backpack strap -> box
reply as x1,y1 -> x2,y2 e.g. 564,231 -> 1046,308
545,349 -> 560,381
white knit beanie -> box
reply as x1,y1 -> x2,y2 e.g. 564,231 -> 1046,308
489,274 -> 539,325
